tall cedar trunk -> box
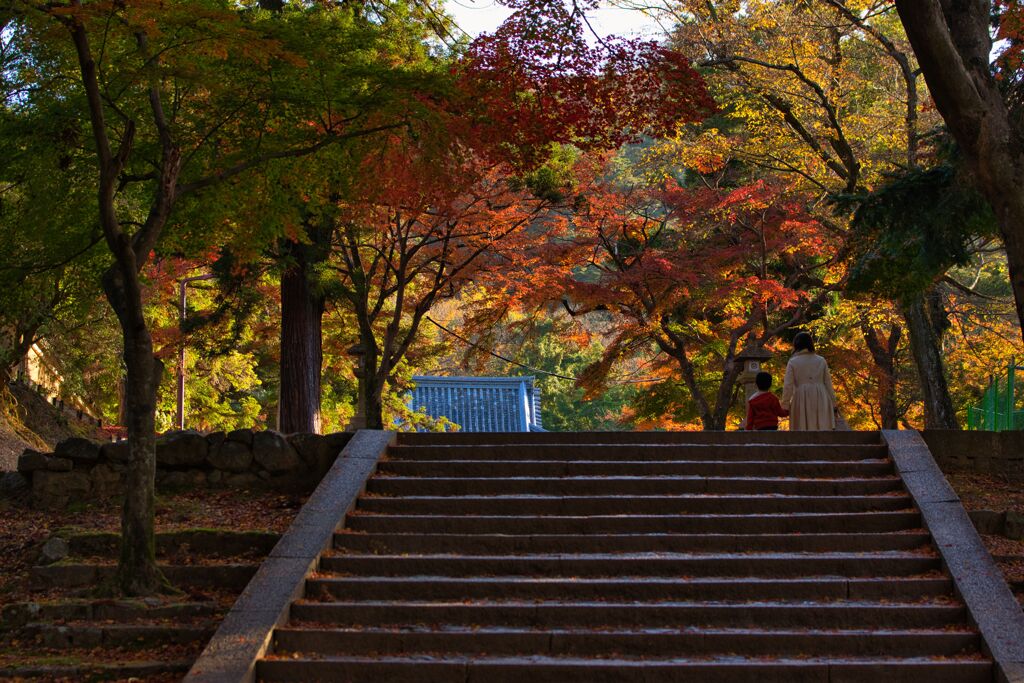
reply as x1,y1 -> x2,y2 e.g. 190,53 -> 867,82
278,239 -> 325,434
902,294 -> 959,429
104,269 -> 168,595
861,322 -> 901,429
895,1 -> 1024,343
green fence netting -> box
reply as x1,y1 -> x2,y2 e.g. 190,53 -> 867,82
967,363 -> 1024,431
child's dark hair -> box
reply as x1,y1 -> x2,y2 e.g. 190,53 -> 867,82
755,371 -> 772,390
793,331 -> 815,353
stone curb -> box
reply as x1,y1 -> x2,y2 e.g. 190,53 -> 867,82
883,429 -> 1024,683
182,429 -> 395,683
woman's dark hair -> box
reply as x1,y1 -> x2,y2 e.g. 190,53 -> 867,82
793,331 -> 815,353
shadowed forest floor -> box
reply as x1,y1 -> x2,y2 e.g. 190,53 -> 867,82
946,472 -> 1024,512
945,472 -> 1024,604
0,488 -> 302,604
0,488 -> 303,682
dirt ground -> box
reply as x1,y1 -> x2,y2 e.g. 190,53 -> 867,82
946,472 -> 1024,513
0,488 -> 304,606
0,486 -> 304,682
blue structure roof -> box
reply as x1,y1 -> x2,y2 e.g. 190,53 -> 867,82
410,376 -> 543,432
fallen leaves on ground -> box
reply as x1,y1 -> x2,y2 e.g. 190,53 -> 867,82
946,472 -> 1024,513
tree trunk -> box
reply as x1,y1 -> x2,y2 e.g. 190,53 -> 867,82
902,294 -> 959,429
662,332 -> 746,431
278,239 -> 325,434
895,1 -> 1024,343
699,412 -> 721,431
678,366 -> 737,431
362,351 -> 385,430
861,321 -> 901,429
708,361 -> 743,431
669,353 -> 714,430
365,378 -> 385,430
2,323 -> 40,382
103,268 -> 169,596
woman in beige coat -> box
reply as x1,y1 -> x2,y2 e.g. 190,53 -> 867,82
781,332 -> 837,430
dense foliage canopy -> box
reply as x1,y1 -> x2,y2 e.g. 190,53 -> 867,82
3,0 -> 1024,594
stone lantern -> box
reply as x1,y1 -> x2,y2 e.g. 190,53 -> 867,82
346,343 -> 367,431
735,344 -> 774,401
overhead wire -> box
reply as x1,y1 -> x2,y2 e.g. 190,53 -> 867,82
425,315 -> 663,384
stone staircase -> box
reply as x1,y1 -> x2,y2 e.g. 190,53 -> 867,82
252,431 -> 993,682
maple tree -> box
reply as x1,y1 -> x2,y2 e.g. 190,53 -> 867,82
807,298 -> 911,429
140,257 -> 265,433
263,0 -> 715,433
456,0 -> 716,167
484,154 -> 841,430
4,0 -> 454,595
942,259 -> 1024,417
311,143 -> 554,430
653,0 -> 965,428
4,0 -> 1023,447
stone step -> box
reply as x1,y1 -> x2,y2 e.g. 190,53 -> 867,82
21,621 -> 215,649
0,599 -> 218,629
345,511 -> 923,534
0,659 -> 193,681
317,552 -> 939,578
356,494 -> 914,516
66,529 -> 280,559
272,626 -> 979,658
379,459 -> 896,478
303,576 -> 954,602
244,431 -> 995,683
288,600 -> 964,630
332,531 -> 932,555
394,431 -> 882,446
30,562 -> 257,591
366,476 -> 904,497
256,655 -> 989,683
385,443 -> 889,461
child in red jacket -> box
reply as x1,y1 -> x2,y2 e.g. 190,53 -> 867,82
745,371 -> 789,430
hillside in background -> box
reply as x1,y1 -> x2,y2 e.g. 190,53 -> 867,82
0,383 -> 106,471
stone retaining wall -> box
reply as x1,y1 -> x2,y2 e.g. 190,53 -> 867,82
921,430 -> 1024,483
16,429 -> 352,509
